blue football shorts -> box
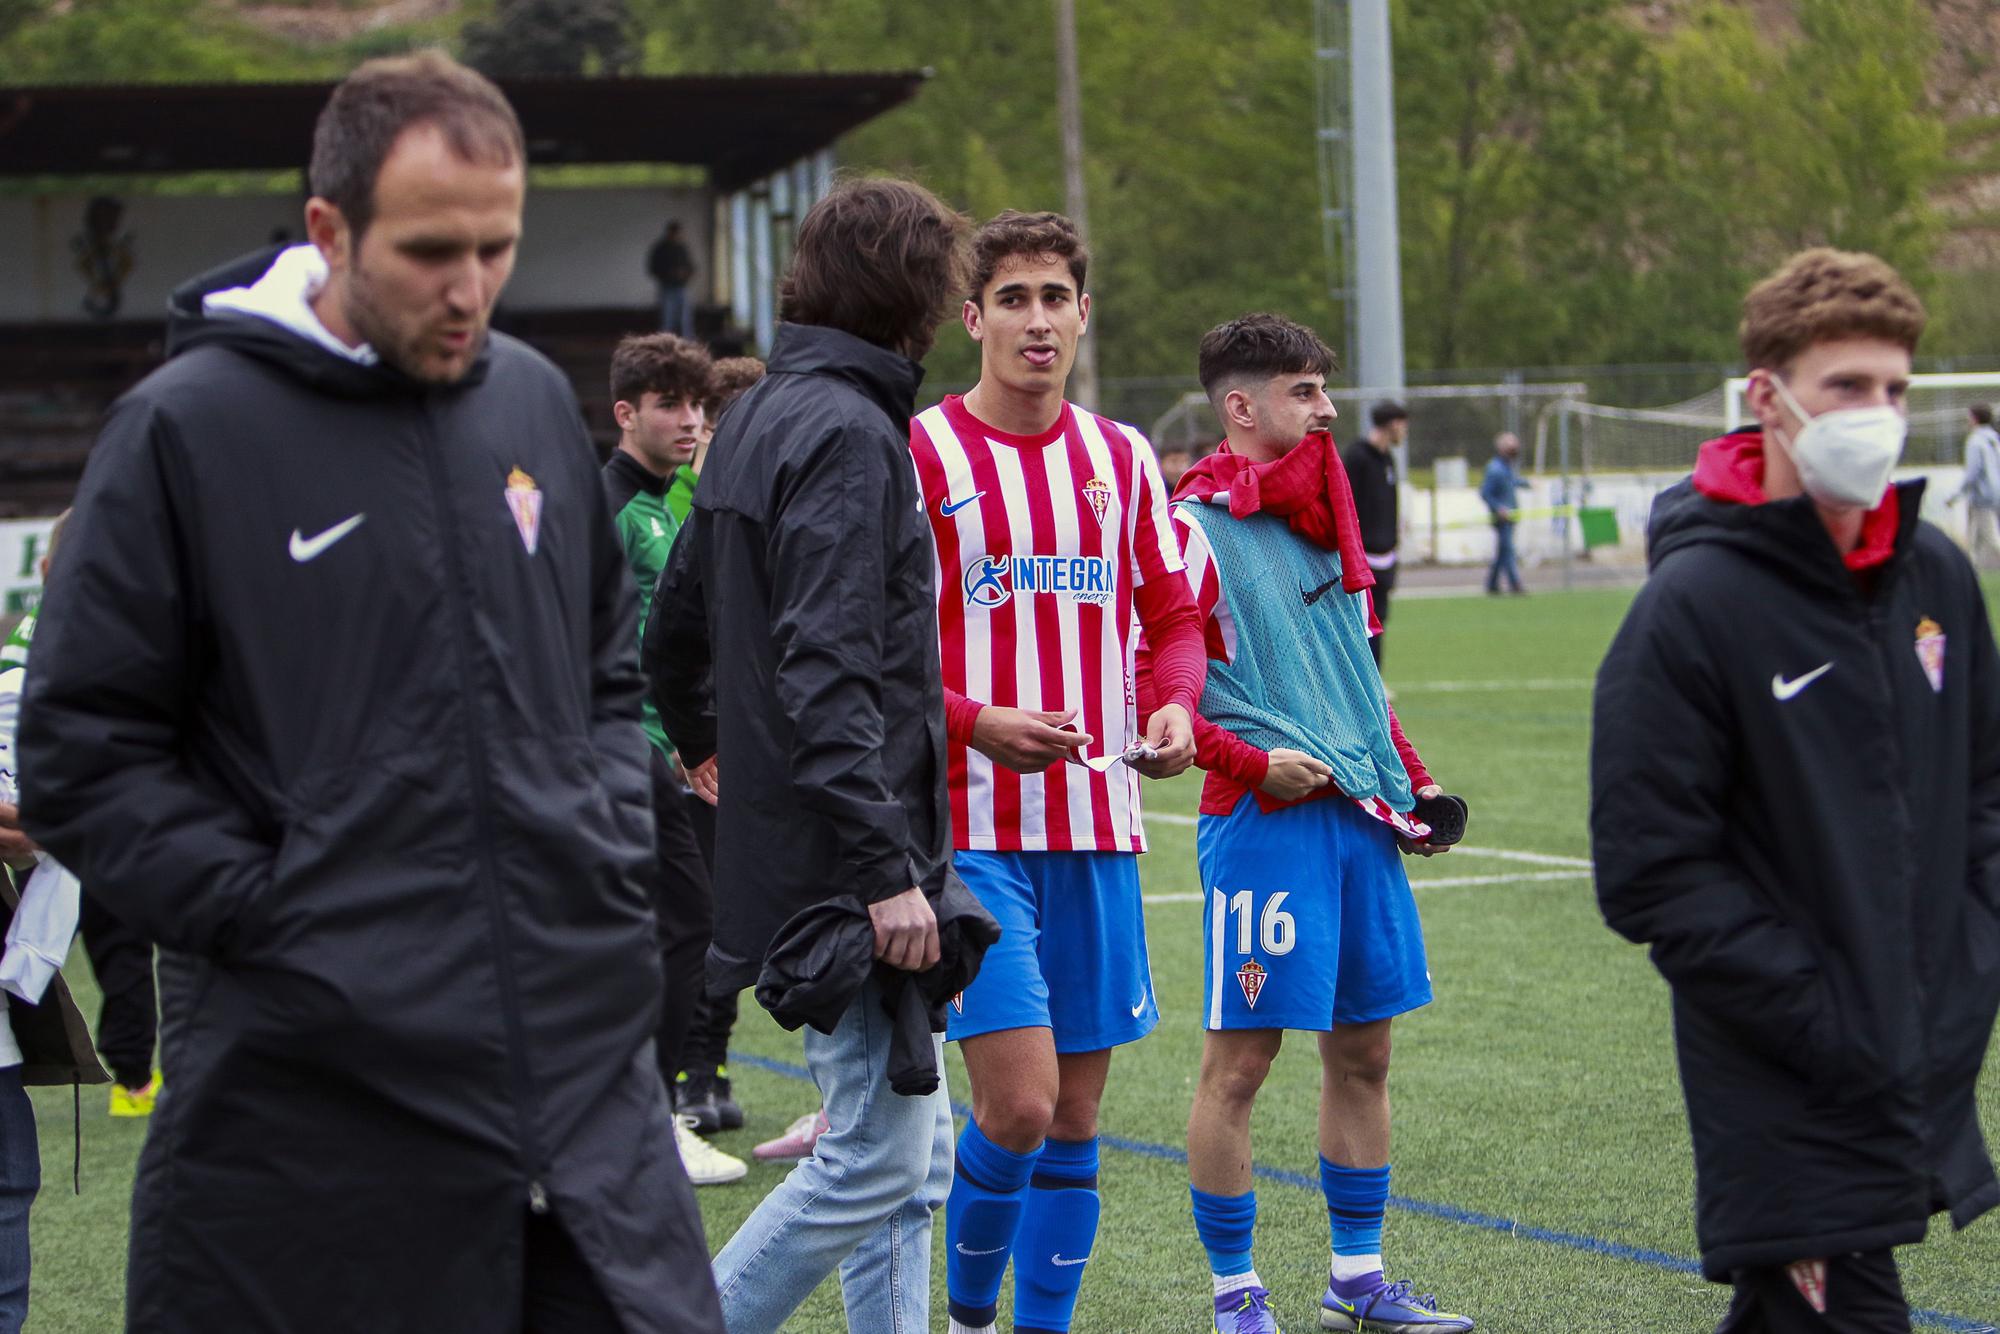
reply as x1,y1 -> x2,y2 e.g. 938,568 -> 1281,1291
1196,793 -> 1432,1031
945,849 -> 1159,1053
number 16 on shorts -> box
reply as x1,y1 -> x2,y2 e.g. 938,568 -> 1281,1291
1204,887 -> 1302,1030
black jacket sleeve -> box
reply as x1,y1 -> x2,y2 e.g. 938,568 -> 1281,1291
766,423 -> 915,904
1590,577 -> 1830,1073
1961,567 -> 2000,917
18,398 -> 276,957
647,512 -> 715,767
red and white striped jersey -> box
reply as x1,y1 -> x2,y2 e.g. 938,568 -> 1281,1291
910,395 -> 1185,852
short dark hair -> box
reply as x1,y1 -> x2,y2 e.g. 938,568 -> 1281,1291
1973,403 -> 1995,426
706,356 -> 766,415
780,178 -> 971,359
610,333 -> 711,408
1371,400 -> 1409,428
1740,247 -> 1925,373
970,210 -> 1088,305
1197,313 -> 1336,403
1157,441 -> 1194,458
309,51 -> 524,240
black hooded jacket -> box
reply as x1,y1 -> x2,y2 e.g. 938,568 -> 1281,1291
18,247 -> 721,1331
646,322 -> 951,997
1591,449 -> 2000,1279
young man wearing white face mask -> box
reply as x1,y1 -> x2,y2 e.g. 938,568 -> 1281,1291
1589,248 -> 2000,1333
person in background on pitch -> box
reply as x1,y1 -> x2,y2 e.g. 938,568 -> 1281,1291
661,354 -> 761,1142
17,53 -> 720,1332
599,332 -> 747,1189
665,355 -> 763,529
1947,402 -> 2000,569
659,355 -> 777,1148
664,355 -> 768,1150
1157,441 -> 1195,494
1342,401 -> 1407,666
910,209 -> 1207,1334
1162,316 -> 1467,1334
1479,431 -> 1527,595
0,513 -> 159,1119
649,177 -> 972,1334
1593,248 -> 2000,1333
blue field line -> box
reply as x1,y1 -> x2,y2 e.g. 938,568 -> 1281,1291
726,1049 -> 1996,1332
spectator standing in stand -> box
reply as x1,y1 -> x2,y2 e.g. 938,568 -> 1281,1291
648,219 -> 696,338
1342,401 -> 1408,666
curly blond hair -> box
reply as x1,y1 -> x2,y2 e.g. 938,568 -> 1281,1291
1739,248 -> 1926,373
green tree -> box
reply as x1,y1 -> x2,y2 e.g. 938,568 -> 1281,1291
463,0 -> 635,77
1391,0 -> 1669,370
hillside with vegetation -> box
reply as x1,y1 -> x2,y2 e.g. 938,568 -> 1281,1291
2,0 -> 1995,386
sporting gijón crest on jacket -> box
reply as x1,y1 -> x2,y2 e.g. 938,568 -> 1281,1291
1591,456 -> 2000,1281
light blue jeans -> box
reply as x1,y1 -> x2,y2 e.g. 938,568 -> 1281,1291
712,976 -> 954,1333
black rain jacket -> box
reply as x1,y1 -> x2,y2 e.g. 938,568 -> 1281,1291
1591,454 -> 2000,1279
18,248 -> 721,1332
646,322 -> 952,998
756,872 -> 999,1095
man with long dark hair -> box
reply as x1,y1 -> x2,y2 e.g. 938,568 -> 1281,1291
649,177 -> 976,1333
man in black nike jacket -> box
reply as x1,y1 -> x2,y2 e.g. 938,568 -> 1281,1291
1591,249 -> 2000,1332
17,54 -> 718,1333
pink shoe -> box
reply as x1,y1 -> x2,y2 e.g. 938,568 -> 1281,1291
753,1108 -> 829,1160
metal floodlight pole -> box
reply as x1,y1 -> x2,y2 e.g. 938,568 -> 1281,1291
1054,0 -> 1101,411
1348,0 -> 1405,404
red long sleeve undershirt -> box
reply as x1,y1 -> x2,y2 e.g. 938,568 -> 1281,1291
1193,703 -> 1433,817
944,574 -> 1207,746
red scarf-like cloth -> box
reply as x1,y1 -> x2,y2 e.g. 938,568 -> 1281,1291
1691,429 -> 1901,572
1172,431 -> 1374,595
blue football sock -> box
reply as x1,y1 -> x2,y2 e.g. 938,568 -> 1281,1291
945,1119 -> 1041,1329
1012,1136 -> 1101,1334
1321,1158 -> 1390,1291
1189,1186 -> 1258,1279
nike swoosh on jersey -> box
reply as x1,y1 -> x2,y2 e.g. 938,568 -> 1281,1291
289,513 -> 367,563
1771,662 -> 1833,701
1130,995 -> 1148,1018
940,491 -> 986,517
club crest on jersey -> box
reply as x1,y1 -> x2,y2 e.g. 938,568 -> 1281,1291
1915,616 -> 1945,693
1081,476 -> 1113,526
1236,958 -> 1268,1009
962,553 -> 1118,609
1785,1259 -> 1828,1314
505,467 -> 543,556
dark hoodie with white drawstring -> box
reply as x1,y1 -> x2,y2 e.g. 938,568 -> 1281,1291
1590,429 -> 2000,1280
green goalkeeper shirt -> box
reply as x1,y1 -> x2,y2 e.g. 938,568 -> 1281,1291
601,450 -> 681,757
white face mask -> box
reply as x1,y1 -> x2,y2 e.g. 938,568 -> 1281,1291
1768,375 -> 1906,510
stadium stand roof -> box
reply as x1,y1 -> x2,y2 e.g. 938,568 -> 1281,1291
0,71 -> 927,189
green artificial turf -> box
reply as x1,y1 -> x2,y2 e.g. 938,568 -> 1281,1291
22,580 -> 2000,1332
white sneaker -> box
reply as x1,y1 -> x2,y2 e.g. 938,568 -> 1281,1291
675,1113 -> 748,1185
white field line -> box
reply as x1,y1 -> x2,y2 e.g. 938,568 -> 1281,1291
1140,810 -> 1596,900
1392,677 -> 1593,693
1144,810 -> 1594,873
1143,868 -> 1590,904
